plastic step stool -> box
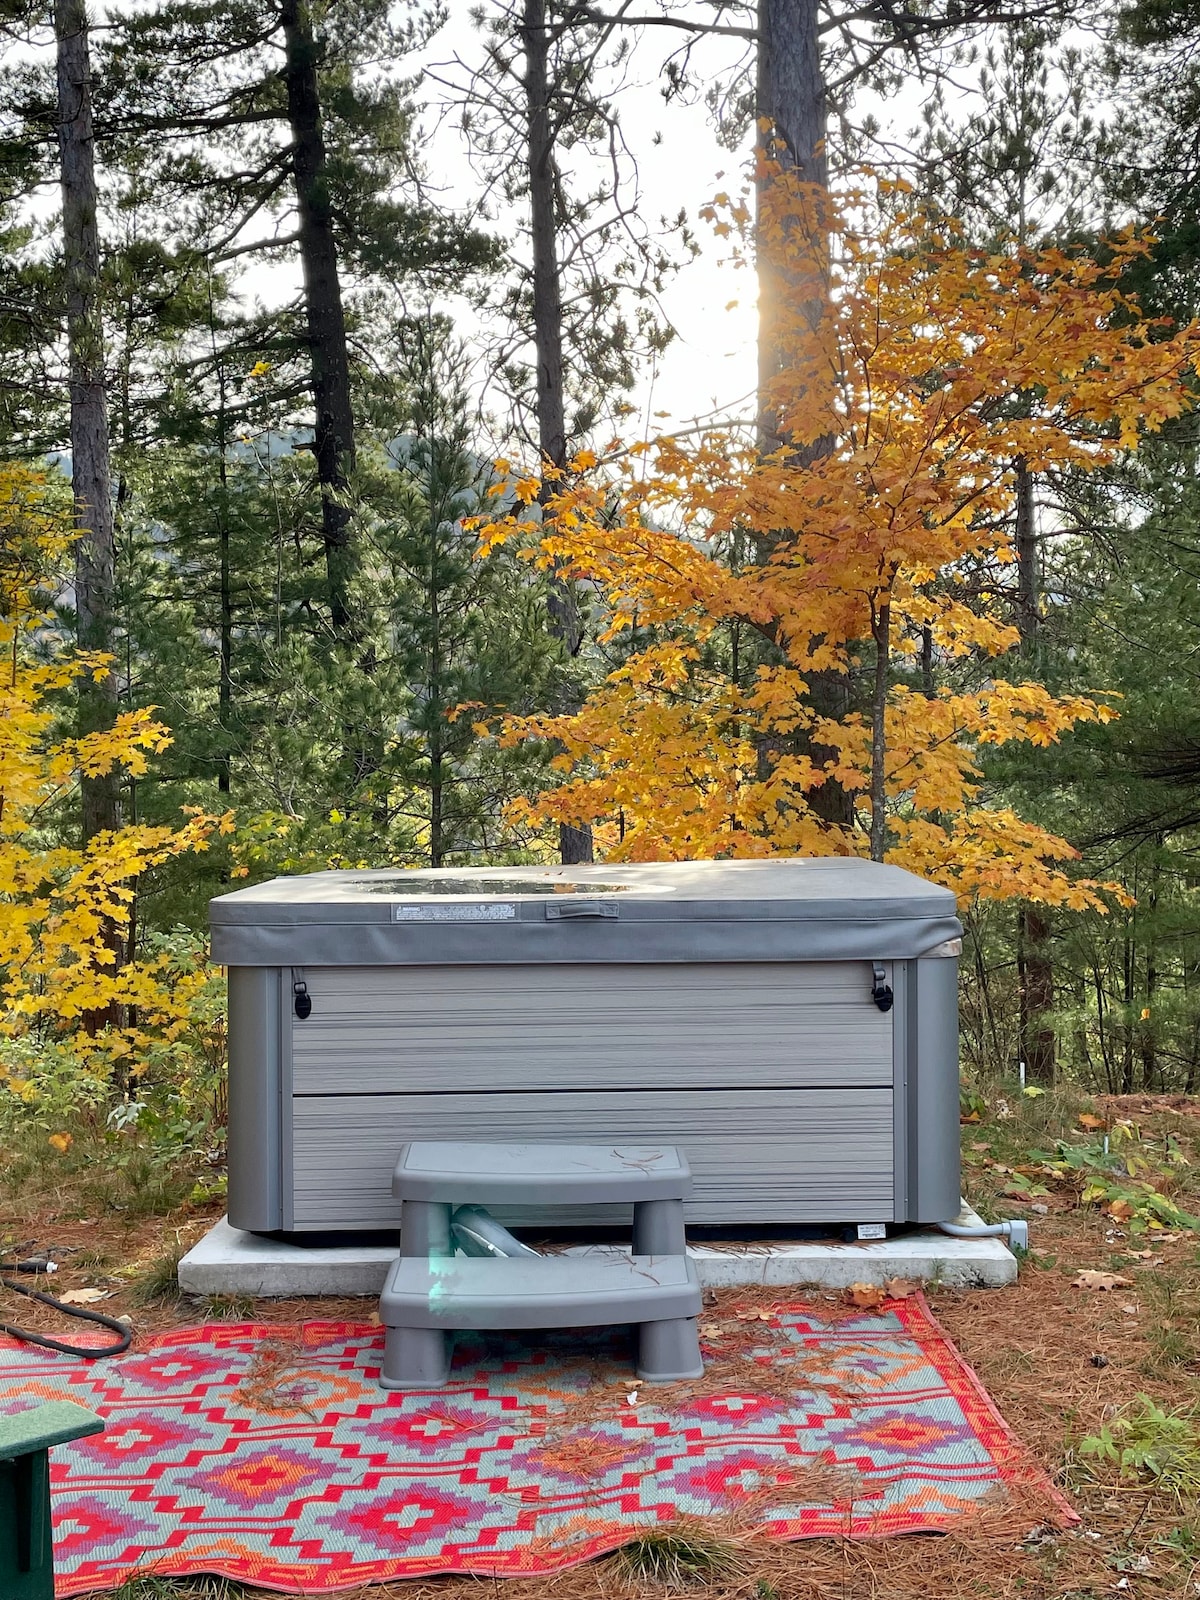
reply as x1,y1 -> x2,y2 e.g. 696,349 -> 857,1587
383,1140 -> 702,1389
0,1401 -> 104,1600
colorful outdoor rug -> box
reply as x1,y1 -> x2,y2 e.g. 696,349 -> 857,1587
0,1295 -> 1072,1596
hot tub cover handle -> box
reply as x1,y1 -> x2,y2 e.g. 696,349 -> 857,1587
292,968 -> 312,1020
870,963 -> 894,1012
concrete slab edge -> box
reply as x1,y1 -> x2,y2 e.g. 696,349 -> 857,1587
179,1211 -> 1017,1298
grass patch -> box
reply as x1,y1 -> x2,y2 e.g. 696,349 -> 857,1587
132,1245 -> 185,1307
78,1152 -> 199,1221
0,1122 -> 209,1222
200,1293 -> 256,1320
613,1523 -> 741,1589
114,1578 -> 247,1598
1081,1394 -> 1200,1504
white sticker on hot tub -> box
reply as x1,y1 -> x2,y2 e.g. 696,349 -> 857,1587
392,903 -> 517,921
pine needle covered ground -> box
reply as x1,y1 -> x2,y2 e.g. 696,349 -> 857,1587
2,1093 -> 1198,1600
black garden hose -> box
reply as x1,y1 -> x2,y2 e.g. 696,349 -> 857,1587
0,1272 -> 132,1359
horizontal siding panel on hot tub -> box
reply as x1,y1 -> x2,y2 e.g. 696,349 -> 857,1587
289,962 -> 894,1094
290,1088 -> 895,1229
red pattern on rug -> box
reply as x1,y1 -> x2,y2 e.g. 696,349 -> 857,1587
0,1294 -> 1074,1596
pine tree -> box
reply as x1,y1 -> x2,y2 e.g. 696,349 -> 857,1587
98,0 -> 496,635
366,318 -> 562,865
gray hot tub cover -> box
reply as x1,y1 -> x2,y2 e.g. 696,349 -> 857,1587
209,858 -> 963,967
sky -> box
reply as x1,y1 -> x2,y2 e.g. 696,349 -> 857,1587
413,2 -> 772,439
408,1 -> 955,443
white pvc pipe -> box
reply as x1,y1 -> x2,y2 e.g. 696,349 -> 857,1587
938,1217 -> 1029,1249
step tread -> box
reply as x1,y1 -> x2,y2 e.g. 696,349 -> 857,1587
381,1252 -> 701,1330
392,1141 -> 691,1204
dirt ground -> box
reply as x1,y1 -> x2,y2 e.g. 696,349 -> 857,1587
2,1095 -> 1199,1600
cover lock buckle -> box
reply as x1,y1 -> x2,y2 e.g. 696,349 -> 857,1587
870,963 -> 894,1013
292,969 -> 312,1020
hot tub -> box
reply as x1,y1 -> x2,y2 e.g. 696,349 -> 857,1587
210,858 -> 963,1235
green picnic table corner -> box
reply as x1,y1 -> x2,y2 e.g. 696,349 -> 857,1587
0,1400 -> 104,1600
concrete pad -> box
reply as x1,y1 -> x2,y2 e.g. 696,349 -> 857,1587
178,1208 -> 1017,1298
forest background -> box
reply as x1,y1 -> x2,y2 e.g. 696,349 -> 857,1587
4,0 -> 1200,1180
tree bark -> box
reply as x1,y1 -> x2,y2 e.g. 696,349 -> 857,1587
1018,905 -> 1056,1083
56,0 -> 119,846
755,0 -> 827,459
1121,925 -> 1135,1094
217,366 -> 233,797
1014,458 -> 1039,654
1012,455 -> 1055,1080
1139,853 -> 1159,1090
281,0 -> 356,638
754,0 -> 852,832
524,0 -> 592,864
868,596 -> 890,860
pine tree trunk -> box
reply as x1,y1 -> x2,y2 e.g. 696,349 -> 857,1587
754,0 -> 852,832
524,0 -> 591,865
869,598 -> 890,861
56,0 -> 119,846
1018,906 -> 1055,1083
755,0 -> 826,462
1139,855 -> 1159,1090
217,386 -> 233,796
1121,927 -> 1135,1094
1013,456 -> 1055,1081
1014,459 -> 1039,653
281,0 -> 356,638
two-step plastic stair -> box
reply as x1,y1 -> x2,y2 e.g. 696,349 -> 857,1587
379,1141 -> 704,1389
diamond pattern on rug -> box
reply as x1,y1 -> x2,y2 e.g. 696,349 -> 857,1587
0,1296 -> 1073,1597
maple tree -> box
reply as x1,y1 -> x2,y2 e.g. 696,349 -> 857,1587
0,463 -> 230,1092
476,168 -> 1200,907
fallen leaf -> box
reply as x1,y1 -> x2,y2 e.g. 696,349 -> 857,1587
882,1277 -> 920,1299
1106,1199 -> 1134,1222
58,1288 -> 111,1305
1071,1271 -> 1134,1292
735,1309 -> 773,1322
969,1141 -> 990,1152
1077,1113 -> 1106,1131
845,1282 -> 886,1309
699,1323 -> 723,1337
47,1132 -> 72,1154
625,1389 -> 640,1406
1120,1304 -> 1139,1316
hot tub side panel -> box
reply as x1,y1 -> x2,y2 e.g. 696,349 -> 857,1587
226,966 -> 287,1232
907,954 -> 962,1222
277,959 -> 898,1231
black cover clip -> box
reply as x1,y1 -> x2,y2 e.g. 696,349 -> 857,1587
871,963 -> 894,1013
292,971 -> 312,1020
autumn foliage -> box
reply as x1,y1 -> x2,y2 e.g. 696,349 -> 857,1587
478,170 -> 1200,906
0,463 -> 229,1087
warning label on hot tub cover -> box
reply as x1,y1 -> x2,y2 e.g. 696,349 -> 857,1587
392,903 -> 517,921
